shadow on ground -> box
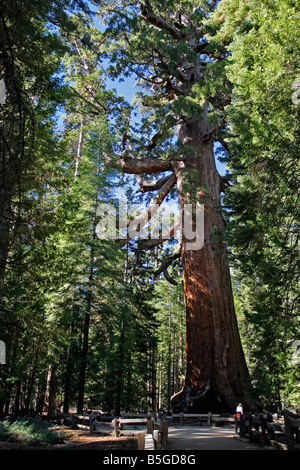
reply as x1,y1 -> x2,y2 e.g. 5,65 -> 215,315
167,426 -> 269,451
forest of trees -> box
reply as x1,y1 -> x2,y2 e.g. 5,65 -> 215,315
0,0 -> 299,417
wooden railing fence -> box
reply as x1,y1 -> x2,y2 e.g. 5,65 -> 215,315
39,408 -> 300,450
42,411 -> 167,450
235,410 -> 300,450
267,410 -> 300,451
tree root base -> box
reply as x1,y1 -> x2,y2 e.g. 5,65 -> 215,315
170,385 -> 258,414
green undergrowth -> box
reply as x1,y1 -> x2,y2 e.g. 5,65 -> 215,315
0,417 -> 68,447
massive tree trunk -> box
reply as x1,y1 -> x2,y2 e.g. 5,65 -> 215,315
171,118 -> 252,413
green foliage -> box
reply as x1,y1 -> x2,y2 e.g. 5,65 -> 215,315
210,0 -> 300,410
0,418 -> 67,446
154,278 -> 186,410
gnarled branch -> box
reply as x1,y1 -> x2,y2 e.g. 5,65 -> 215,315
118,174 -> 176,247
154,247 -> 181,285
141,215 -> 181,249
200,118 -> 227,143
103,152 -> 172,174
136,173 -> 174,192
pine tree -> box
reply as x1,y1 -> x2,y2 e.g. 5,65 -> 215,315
0,0 -> 93,289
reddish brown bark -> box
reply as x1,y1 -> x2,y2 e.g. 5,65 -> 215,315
104,152 -> 172,174
170,118 -> 254,413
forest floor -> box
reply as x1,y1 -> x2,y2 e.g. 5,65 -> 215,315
0,427 -> 137,450
57,427 -> 138,450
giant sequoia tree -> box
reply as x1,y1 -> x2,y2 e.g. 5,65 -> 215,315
97,0 -> 254,413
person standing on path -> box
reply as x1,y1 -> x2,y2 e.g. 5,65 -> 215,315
235,403 -> 244,436
236,403 -> 243,418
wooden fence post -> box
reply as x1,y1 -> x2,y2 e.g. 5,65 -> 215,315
137,432 -> 145,450
235,414 -> 239,435
144,434 -> 155,450
240,414 -> 245,438
180,412 -> 184,426
162,412 -> 168,450
70,413 -> 77,429
248,414 -> 252,441
153,429 -> 159,450
259,414 -> 268,445
112,418 -> 118,438
208,412 -> 212,426
89,414 -> 95,434
147,417 -> 154,434
284,410 -> 294,450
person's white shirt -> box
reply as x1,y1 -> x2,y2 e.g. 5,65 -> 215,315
236,404 -> 243,414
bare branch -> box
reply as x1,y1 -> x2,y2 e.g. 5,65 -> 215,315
154,246 -> 181,285
127,65 -> 165,85
136,173 -> 174,192
70,86 -> 107,113
162,269 -> 178,285
154,249 -> 181,276
141,215 -> 181,249
103,151 -> 173,174
118,174 -> 176,246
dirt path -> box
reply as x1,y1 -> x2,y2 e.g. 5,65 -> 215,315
59,428 -> 138,450
167,426 -> 268,451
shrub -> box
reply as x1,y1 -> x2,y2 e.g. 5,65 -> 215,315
0,417 -> 68,446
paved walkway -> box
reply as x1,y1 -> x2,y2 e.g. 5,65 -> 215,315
167,426 -> 266,451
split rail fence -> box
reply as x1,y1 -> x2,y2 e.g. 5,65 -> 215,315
41,409 -> 300,451
43,411 -> 168,450
167,410 -> 300,450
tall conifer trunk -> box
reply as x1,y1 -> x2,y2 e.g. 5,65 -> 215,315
171,118 -> 252,412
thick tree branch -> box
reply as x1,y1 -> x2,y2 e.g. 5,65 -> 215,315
162,268 -> 178,286
217,135 -> 229,152
103,151 -> 172,174
141,215 -> 181,249
136,173 -> 173,192
208,0 -> 218,12
220,174 -> 232,192
118,174 -> 176,247
200,118 -> 227,143
154,248 -> 181,276
154,247 -> 181,285
121,173 -> 176,228
139,2 -> 183,40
